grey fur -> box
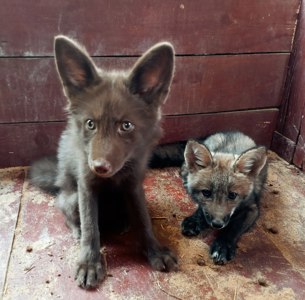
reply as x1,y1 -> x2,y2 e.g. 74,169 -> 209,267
29,156 -> 59,194
181,131 -> 268,264
30,36 -> 177,289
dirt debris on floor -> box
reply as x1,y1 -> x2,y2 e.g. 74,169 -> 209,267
0,152 -> 305,299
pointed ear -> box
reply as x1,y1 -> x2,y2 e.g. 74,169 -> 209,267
54,35 -> 99,94
128,42 -> 175,104
235,146 -> 267,176
184,141 -> 213,172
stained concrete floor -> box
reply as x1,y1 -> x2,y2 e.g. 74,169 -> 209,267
1,152 -> 305,300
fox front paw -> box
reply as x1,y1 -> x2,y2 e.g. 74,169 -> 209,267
181,216 -> 202,236
148,246 -> 178,272
210,239 -> 236,265
75,259 -> 107,289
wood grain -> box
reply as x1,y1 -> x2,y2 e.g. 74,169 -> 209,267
161,109 -> 278,145
166,54 -> 288,115
271,131 -> 296,163
0,0 -> 301,167
0,0 -> 299,56
293,136 -> 305,169
0,55 -> 288,123
271,1 -> 305,165
293,104 -> 305,169
275,1 -> 305,143
0,109 -> 278,167
0,122 -> 64,167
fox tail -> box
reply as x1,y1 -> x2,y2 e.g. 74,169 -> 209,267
149,141 -> 186,168
29,156 -> 59,195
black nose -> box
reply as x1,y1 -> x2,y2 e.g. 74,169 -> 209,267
211,220 -> 224,229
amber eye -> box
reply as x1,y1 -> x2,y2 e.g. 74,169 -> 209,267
228,192 -> 238,200
86,119 -> 96,130
120,121 -> 134,132
202,189 -> 212,198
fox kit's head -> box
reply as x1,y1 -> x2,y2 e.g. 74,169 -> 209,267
54,36 -> 174,177
184,141 -> 267,229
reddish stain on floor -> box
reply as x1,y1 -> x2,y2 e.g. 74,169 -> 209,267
1,152 -> 305,299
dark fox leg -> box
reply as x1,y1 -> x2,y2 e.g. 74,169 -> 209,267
210,203 -> 259,265
126,181 -> 178,272
181,207 -> 209,236
56,190 -> 80,239
55,172 -> 81,239
74,182 -> 107,289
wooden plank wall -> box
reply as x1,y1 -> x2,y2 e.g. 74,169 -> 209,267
0,0 -> 301,167
271,1 -> 305,170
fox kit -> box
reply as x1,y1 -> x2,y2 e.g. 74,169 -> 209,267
151,131 -> 268,264
30,36 -> 177,289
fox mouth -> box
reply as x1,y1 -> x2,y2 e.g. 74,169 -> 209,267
91,167 -> 115,178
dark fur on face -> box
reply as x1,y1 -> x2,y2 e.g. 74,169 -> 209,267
180,132 -> 268,264
29,36 -> 178,289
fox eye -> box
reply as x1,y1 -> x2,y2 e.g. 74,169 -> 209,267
202,189 -> 212,198
228,191 -> 238,200
120,121 -> 134,132
86,119 -> 96,130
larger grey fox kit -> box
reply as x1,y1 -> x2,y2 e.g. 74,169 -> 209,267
151,131 -> 268,264
30,36 -> 177,289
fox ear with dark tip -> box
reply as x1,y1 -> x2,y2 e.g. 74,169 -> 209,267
54,35 -> 100,95
235,146 -> 267,176
184,141 -> 213,173
128,42 -> 175,104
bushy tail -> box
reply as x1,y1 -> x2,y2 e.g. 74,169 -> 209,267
29,156 -> 59,195
149,141 -> 187,168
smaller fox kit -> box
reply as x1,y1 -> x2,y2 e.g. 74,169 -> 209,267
182,132 -> 267,264
151,131 -> 268,264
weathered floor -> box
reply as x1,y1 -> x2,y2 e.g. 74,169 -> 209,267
1,152 -> 305,300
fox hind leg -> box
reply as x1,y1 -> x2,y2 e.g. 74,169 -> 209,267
56,190 -> 81,240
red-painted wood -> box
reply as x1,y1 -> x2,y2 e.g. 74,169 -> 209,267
161,109 -> 278,146
4,165 -> 305,298
293,107 -> 305,169
0,0 -> 299,56
0,122 -> 64,167
271,1 -> 305,165
0,55 -> 289,123
0,0 -> 301,167
0,58 -> 134,123
0,109 -> 278,167
166,54 -> 288,115
0,169 -> 24,295
271,131 -> 296,163
293,138 -> 305,169
276,2 -> 305,143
